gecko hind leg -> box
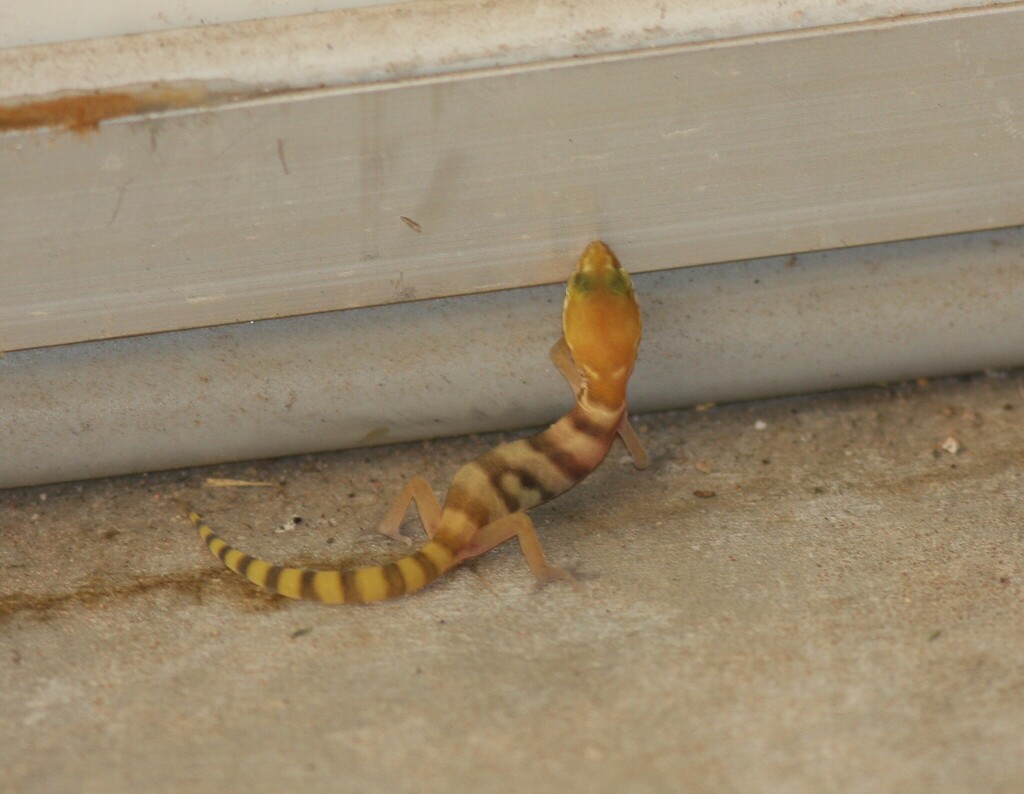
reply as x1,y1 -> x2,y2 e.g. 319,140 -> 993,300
376,476 -> 443,546
457,512 -> 576,587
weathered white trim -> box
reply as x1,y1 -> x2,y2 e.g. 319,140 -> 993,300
3,1 -> 1021,95
2,5 -> 1023,352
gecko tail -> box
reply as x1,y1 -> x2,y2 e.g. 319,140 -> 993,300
190,509 -> 457,604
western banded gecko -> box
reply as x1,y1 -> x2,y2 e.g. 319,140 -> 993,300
190,240 -> 647,603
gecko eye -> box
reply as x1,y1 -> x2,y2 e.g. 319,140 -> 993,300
606,269 -> 633,296
570,272 -> 595,294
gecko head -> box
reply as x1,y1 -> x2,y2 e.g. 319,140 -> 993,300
562,241 -> 641,405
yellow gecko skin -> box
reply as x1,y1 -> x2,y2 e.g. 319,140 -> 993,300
191,240 -> 647,603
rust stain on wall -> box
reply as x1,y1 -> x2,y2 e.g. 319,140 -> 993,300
0,84 -> 220,134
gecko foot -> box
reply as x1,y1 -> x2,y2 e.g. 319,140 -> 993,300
532,564 -> 582,592
376,524 -> 413,546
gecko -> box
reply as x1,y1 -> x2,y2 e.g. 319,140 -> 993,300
190,240 -> 647,604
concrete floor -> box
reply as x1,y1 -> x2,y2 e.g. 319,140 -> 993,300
2,371 -> 1023,793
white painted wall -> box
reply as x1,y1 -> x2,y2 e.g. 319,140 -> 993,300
4,225 -> 1024,487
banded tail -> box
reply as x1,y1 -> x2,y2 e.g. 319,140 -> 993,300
191,511 -> 458,604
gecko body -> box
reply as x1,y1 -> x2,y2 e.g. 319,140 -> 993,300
191,240 -> 646,603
